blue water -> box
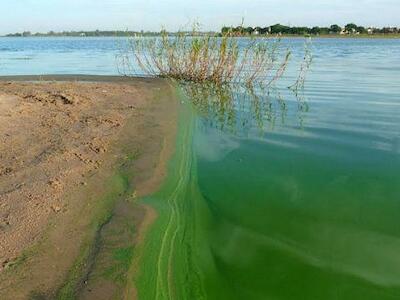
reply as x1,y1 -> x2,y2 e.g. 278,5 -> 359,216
1,36 -> 399,80
0,37 -> 123,75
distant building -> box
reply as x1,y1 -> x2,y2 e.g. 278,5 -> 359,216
341,28 -> 358,35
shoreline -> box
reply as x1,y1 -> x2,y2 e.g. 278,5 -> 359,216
0,74 -> 154,82
0,76 -> 179,299
1,34 -> 399,39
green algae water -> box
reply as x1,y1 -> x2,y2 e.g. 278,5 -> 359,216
136,38 -> 400,300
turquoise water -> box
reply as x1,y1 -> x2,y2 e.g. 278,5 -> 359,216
1,37 -> 400,299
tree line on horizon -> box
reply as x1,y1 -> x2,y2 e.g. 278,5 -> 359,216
221,24 -> 400,36
5,24 -> 399,38
4,30 -> 162,37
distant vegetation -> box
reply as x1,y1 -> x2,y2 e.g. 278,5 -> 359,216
4,30 -> 161,37
222,24 -> 400,36
5,24 -> 399,38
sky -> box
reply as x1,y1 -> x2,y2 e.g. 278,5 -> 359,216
1,0 -> 399,34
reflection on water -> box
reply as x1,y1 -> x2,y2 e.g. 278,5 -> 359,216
181,83 -> 309,135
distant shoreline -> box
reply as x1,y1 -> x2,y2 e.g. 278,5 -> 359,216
2,34 -> 399,39
4,24 -> 399,39
280,34 -> 400,39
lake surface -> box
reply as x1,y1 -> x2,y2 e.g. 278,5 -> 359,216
0,37 -> 122,75
1,37 -> 400,299
140,38 -> 400,300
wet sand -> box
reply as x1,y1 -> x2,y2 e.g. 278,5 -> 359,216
0,76 -> 178,299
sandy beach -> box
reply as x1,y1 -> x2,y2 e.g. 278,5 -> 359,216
0,76 -> 177,299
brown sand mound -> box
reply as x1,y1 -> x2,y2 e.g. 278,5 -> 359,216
0,77 -> 177,299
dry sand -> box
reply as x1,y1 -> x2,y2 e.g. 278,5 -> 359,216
0,76 -> 178,299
